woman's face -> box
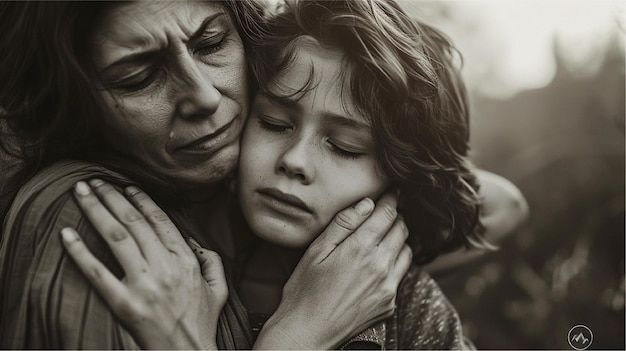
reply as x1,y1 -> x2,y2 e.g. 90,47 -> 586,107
238,41 -> 389,248
92,1 -> 248,197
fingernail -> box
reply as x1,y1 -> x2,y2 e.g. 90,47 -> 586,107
75,181 -> 90,196
354,198 -> 374,216
89,179 -> 104,187
125,186 -> 140,196
60,228 -> 79,243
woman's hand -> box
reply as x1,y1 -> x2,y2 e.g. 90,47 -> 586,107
59,179 -> 227,350
255,190 -> 412,350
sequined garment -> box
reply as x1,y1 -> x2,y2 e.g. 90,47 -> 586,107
342,266 -> 475,350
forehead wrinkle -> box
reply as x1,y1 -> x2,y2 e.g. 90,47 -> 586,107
95,1 -> 227,66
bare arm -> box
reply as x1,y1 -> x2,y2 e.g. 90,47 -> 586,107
425,169 -> 529,275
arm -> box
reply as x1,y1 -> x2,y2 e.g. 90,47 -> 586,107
425,169 -> 529,275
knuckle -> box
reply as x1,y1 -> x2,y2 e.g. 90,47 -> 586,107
108,228 -> 129,242
91,180 -> 115,194
157,272 -> 176,288
363,256 -> 381,275
380,204 -> 397,223
121,210 -> 145,225
87,265 -> 104,281
371,258 -> 391,277
147,210 -> 170,224
333,211 -> 358,231
126,187 -> 146,199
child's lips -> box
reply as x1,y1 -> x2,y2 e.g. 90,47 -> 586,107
257,187 -> 313,214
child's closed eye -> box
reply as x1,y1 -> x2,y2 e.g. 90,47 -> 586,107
257,115 -> 292,134
326,139 -> 365,160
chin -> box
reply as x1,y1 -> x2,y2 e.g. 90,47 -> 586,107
250,220 -> 315,249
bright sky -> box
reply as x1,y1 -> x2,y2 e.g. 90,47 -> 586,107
400,0 -> 625,98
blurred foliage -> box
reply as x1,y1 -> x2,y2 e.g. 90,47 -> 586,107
435,28 -> 625,350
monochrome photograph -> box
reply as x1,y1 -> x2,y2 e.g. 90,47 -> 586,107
0,0 -> 623,349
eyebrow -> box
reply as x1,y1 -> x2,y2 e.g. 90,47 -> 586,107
186,12 -> 227,45
260,91 -> 370,131
322,112 -> 371,131
100,12 -> 226,75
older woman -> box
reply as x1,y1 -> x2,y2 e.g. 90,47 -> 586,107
0,1 -> 408,349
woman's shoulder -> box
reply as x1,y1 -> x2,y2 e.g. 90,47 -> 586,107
387,265 -> 474,349
18,159 -> 128,200
6,160 -> 130,225
0,159 -> 137,348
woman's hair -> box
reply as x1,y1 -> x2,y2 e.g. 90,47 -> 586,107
254,0 -> 489,264
0,1 -> 267,223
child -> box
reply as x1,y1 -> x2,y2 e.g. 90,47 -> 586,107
235,0 -> 486,348
59,0 -> 526,348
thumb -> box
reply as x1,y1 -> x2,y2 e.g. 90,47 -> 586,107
311,198 -> 374,254
187,238 -> 228,300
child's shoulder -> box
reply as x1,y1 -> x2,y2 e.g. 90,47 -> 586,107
387,265 -> 474,349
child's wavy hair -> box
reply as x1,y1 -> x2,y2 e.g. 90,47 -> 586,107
253,0 -> 490,264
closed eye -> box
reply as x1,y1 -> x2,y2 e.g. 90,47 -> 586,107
327,140 -> 364,160
109,69 -> 164,93
257,116 -> 292,134
193,34 -> 227,56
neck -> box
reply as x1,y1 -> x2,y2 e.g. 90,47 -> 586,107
238,240 -> 307,316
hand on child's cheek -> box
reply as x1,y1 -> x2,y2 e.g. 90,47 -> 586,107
237,40 -> 388,248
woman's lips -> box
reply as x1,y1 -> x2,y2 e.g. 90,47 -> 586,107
173,120 -> 234,154
257,188 -> 313,215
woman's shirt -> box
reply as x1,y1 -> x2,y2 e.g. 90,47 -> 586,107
0,160 -> 253,349
0,160 -> 139,349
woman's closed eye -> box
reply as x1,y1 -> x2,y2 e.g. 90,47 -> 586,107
107,69 -> 165,94
193,34 -> 227,57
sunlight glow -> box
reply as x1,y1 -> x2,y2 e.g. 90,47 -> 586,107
401,0 -> 625,98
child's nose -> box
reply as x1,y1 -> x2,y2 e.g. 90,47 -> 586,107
276,138 -> 314,185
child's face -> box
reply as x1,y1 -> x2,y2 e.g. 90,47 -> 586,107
238,41 -> 389,248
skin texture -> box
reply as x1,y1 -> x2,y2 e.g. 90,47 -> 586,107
62,180 -> 227,350
238,41 -> 389,248
91,1 -> 248,199
58,2 -> 409,349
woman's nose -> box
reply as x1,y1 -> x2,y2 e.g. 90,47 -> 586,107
176,63 -> 221,120
276,138 -> 314,185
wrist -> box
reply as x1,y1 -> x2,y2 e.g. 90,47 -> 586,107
254,310 -> 335,350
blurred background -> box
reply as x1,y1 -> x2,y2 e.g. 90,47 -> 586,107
399,0 -> 624,349
0,0 -> 623,349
